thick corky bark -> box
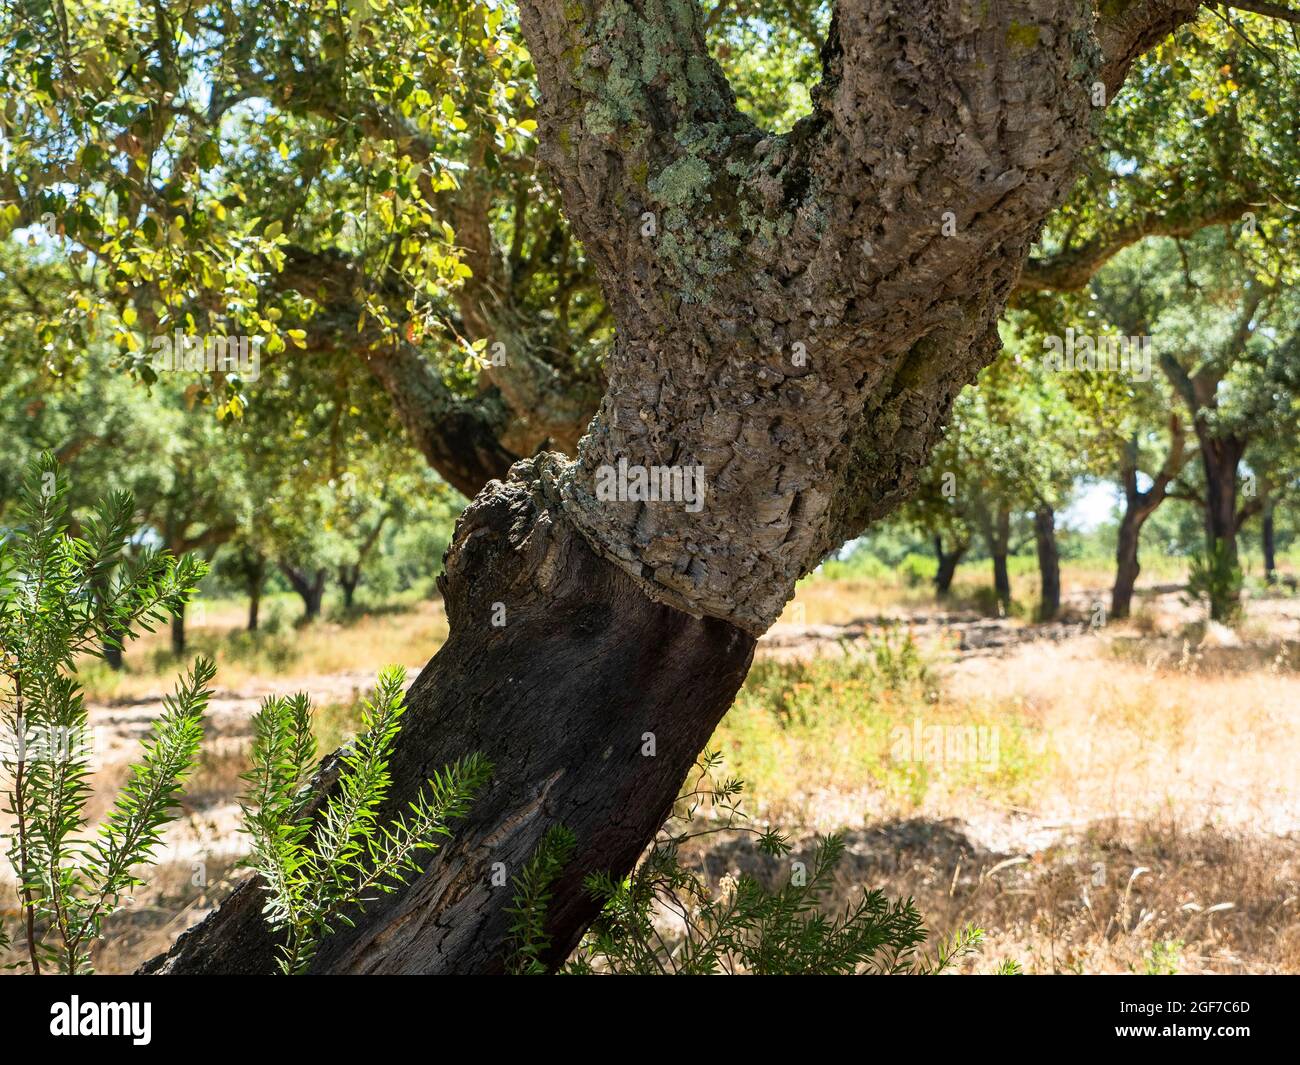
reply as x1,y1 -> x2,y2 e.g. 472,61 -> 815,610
523,0 -> 1167,634
147,0 -> 1209,974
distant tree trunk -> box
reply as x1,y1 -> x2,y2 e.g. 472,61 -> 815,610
247,556 -> 266,632
279,562 -> 327,621
984,506 -> 1012,615
1110,423 -> 1186,620
1033,506 -> 1060,622
171,604 -> 186,656
933,534 -> 967,597
102,640 -> 124,671
92,574 -> 125,670
992,552 -> 1010,614
1262,502 -> 1276,585
143,0 -> 1198,975
337,512 -> 388,613
1193,429 -> 1249,623
338,566 -> 359,610
1199,433 -> 1245,565
1113,508 -> 1143,620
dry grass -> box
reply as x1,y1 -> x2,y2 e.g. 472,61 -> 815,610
685,814 -> 1300,974
77,595 -> 448,702
695,613 -> 1300,974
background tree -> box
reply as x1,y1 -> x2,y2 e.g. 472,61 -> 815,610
1093,229 -> 1300,615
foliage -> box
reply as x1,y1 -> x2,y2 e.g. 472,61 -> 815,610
238,665 -> 490,974
1143,938 -> 1184,976
504,823 -> 577,975
0,454 -> 210,974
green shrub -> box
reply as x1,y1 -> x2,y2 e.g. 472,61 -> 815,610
238,666 -> 490,974
1186,541 -> 1243,622
511,752 -> 984,975
0,454 -> 211,973
1,456 -> 488,976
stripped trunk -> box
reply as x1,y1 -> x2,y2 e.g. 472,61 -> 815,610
146,465 -> 754,974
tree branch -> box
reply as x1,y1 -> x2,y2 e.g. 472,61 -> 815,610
1225,1 -> 1300,24
1017,199 -> 1253,293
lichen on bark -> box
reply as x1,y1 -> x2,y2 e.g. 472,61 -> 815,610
518,0 -> 1203,636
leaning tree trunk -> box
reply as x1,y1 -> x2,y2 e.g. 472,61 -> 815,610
145,0 -> 1202,974
1113,506 -> 1143,620
933,535 -> 966,597
1033,505 -> 1060,622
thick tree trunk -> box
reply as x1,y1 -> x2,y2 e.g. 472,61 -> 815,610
145,463 -> 755,974
1033,505 -> 1060,622
933,535 -> 966,597
1262,503 -> 1276,585
247,587 -> 260,632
